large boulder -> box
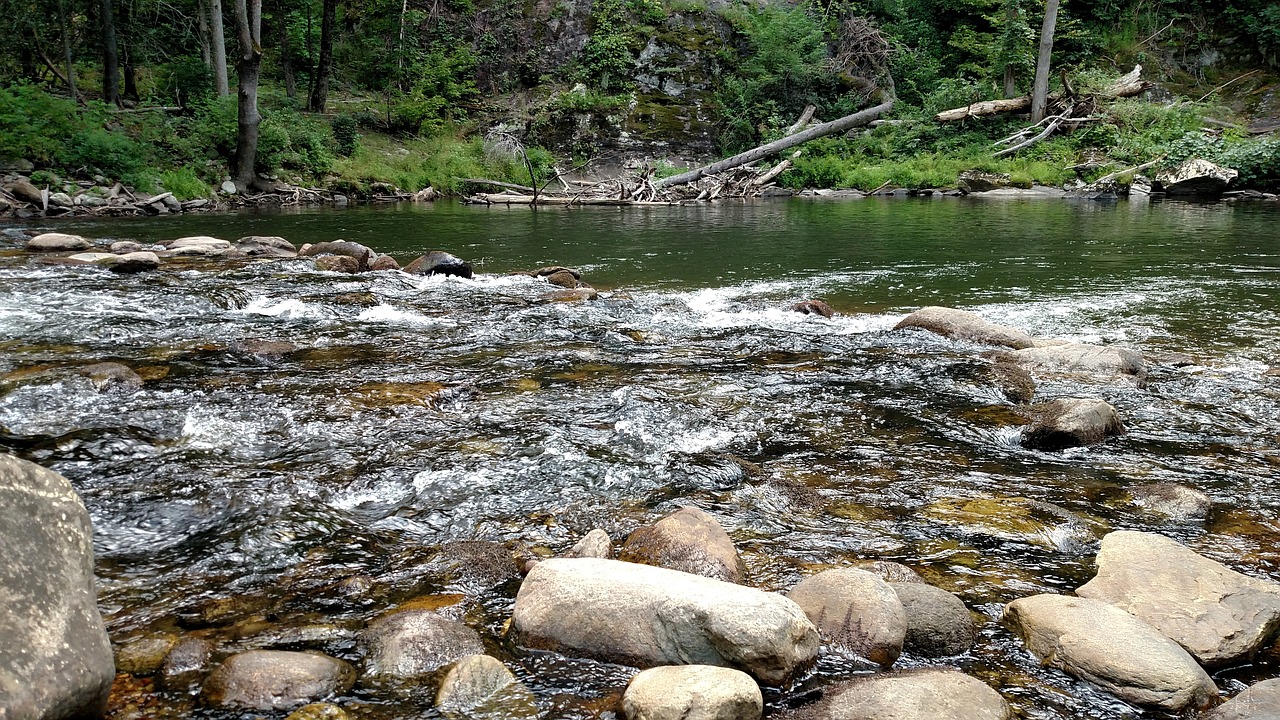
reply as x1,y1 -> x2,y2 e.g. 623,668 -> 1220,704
360,609 -> 484,685
787,668 -> 1010,720
786,568 -> 907,666
236,235 -> 297,257
892,583 -> 975,657
167,236 -> 232,251
1021,398 -> 1125,450
1076,530 -> 1280,667
405,250 -> 473,278
435,654 -> 537,720
27,232 -> 92,252
202,650 -> 356,711
6,177 -> 44,205
1002,594 -> 1216,711
80,361 -> 144,392
300,240 -> 374,270
1011,344 -> 1145,380
622,665 -> 763,720
894,306 -> 1034,349
512,558 -> 818,685
619,506 -> 747,583
315,255 -> 361,274
1157,159 -> 1238,196
105,251 -> 161,273
1206,678 -> 1280,720
0,455 -> 114,719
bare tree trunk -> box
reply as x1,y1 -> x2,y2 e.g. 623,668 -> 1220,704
1003,1 -> 1018,98
120,0 -> 138,101
397,0 -> 408,89
211,0 -> 230,97
232,0 -> 262,190
58,0 -> 80,102
309,0 -> 335,112
278,8 -> 297,99
1030,0 -> 1059,123
198,0 -> 211,66
100,0 -> 119,104
655,100 -> 894,190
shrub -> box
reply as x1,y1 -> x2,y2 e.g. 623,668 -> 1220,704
159,167 -> 211,200
332,115 -> 360,156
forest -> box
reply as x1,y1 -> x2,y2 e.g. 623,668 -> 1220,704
1,0 -> 1278,200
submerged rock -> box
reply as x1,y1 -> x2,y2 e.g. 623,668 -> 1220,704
786,568 -> 907,666
405,250 -> 473,278
360,609 -> 484,685
622,665 -> 763,720
892,582 -> 975,657
1206,678 -> 1280,720
619,506 -> 747,583
1076,530 -> 1280,667
852,560 -> 923,584
1002,594 -> 1216,711
787,668 -> 1010,720
1157,158 -> 1239,196
895,306 -> 1034,349
80,362 -> 144,392
0,455 -> 115,720
791,300 -> 834,318
958,170 -> 1014,193
285,703 -> 350,720
435,654 -> 537,720
1021,398 -> 1125,450
430,540 -> 521,591
922,495 -> 1103,551
115,633 -> 178,676
159,636 -> 214,690
202,650 -> 356,711
512,558 -> 818,685
564,528 -> 613,559
1129,483 -> 1212,521
988,361 -> 1035,403
27,232 -> 92,251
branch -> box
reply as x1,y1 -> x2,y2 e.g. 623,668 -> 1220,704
1092,157 -> 1163,184
994,104 -> 1073,158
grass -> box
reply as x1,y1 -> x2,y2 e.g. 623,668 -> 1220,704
330,133 -> 551,195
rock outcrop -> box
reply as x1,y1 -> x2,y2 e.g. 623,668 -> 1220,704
512,558 -> 818,685
895,306 -> 1034,349
202,650 -> 356,711
1021,398 -> 1125,450
786,568 -> 907,666
0,454 -> 115,720
619,506 -> 746,583
1076,530 -> 1280,667
1002,594 -> 1216,711
622,665 -> 763,720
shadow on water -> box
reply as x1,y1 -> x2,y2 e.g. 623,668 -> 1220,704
2,197 -> 1279,718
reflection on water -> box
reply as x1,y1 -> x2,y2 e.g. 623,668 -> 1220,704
2,198 -> 1279,718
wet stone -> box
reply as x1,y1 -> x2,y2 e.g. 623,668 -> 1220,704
202,650 -> 356,712
622,665 -> 763,720
786,568 -> 907,666
27,232 -> 92,252
115,633 -> 178,676
285,703 -> 351,720
405,250 -> 473,278
1021,397 -> 1125,450
891,582 -> 975,657
435,654 -> 538,719
232,339 -> 300,359
1129,483 -> 1212,521
791,300 -> 834,318
370,254 -> 400,271
619,506 -> 747,584
852,560 -> 924,584
80,361 -> 144,392
544,269 -> 581,288
894,306 -> 1034,349
1206,678 -> 1280,720
160,636 -> 214,689
564,528 -> 613,559
785,668 -> 1010,720
316,255 -> 361,274
359,609 -> 485,686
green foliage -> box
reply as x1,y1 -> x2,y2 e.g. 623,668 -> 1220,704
333,115 -> 361,157
550,89 -> 631,113
0,84 -> 83,164
390,48 -> 479,135
580,0 -> 641,92
156,57 -> 214,108
67,125 -> 149,179
159,167 -> 212,200
330,134 -> 554,194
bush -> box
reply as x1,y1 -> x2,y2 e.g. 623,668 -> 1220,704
67,125 -> 148,178
0,84 -> 85,164
159,167 -> 211,200
332,115 -> 360,156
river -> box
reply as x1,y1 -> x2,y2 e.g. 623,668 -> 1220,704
1,197 -> 1278,718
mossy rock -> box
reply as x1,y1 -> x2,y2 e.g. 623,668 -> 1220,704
922,496 -> 1106,550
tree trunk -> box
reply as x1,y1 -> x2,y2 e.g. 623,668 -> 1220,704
211,0 -> 230,97
232,0 -> 262,189
99,0 -> 119,104
309,0 -> 335,113
1030,0 -> 1060,123
1002,1 -> 1018,98
397,0 -> 408,89
278,9 -> 297,99
654,100 -> 894,190
120,0 -> 138,101
57,0 -> 80,101
198,0 -> 212,66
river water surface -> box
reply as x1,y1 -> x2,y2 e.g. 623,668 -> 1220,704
2,198 -> 1278,719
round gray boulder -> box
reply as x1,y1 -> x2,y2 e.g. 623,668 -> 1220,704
202,650 -> 356,711
786,568 -> 907,666
894,306 -> 1034,349
360,609 -> 484,685
435,654 -> 537,719
623,665 -> 763,720
1021,398 -> 1124,450
27,232 -> 92,252
789,668 -> 1009,720
892,582 -> 975,657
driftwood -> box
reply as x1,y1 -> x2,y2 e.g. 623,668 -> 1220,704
937,65 -> 1149,122
994,107 -> 1073,157
754,150 -> 801,186
1092,157 -> 1163,184
460,178 -> 537,193
786,105 -> 817,135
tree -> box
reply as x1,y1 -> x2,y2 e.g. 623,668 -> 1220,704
309,0 -> 336,113
101,0 -> 119,104
1030,0 -> 1059,123
232,0 -> 262,189
211,0 -> 230,96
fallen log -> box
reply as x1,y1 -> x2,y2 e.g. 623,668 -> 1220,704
460,178 -> 538,193
937,65 -> 1149,123
1091,157 -> 1163,184
654,99 -> 894,190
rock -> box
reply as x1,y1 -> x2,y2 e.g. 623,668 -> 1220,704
543,269 -> 580,288
512,558 -> 818,685
160,636 -> 213,689
544,288 -> 599,302
892,583 -> 975,657
115,634 -> 178,676
922,495 -> 1102,551
1011,343 -> 1145,379
1002,594 -> 1216,711
1157,158 -> 1239,196
958,170 -> 1013,193
48,191 -> 74,208
27,232 -> 92,252
285,703 -> 350,720
202,650 -> 356,711
6,177 -> 43,205
237,235 -> 298,257
895,306 -> 1034,349
789,668 -> 1010,720
67,252 -> 120,264
220,180 -> 237,194
182,198 -> 210,210
1206,678 -> 1280,720
315,255 -> 361,274
168,236 -> 232,251
430,540 -> 521,592
0,455 -> 115,720
1,158 -> 35,173
852,560 -> 923,584
1076,530 -> 1280,667
370,254 -> 400,271
618,506 -> 747,584
1021,398 -> 1124,450
161,195 -> 183,212
75,195 -> 107,207
622,665 -> 762,720
360,609 -> 484,685
80,361 -> 144,392
533,265 -> 581,279
300,240 -> 375,270
989,361 -> 1035,403
106,252 -> 161,273
110,241 -> 144,254
435,654 -> 538,720
405,250 -> 473,278
564,528 -> 613,559
1130,483 -> 1212,521
791,300 -> 834,318
231,339 -> 299,359
786,568 -> 907,666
